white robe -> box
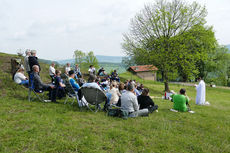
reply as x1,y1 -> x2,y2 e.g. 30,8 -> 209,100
195,80 -> 206,105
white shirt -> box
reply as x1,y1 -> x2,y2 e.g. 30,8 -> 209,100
14,72 -> 27,84
121,91 -> 139,112
49,66 -> 55,76
65,66 -> 71,73
108,87 -> 121,104
88,67 -> 95,74
82,82 -> 101,91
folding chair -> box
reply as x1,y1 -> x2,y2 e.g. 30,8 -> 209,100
64,79 -> 88,109
28,73 -> 45,102
81,87 -> 107,112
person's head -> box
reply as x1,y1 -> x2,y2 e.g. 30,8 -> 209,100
55,70 -> 61,76
88,74 -> 96,83
127,83 -> 134,92
31,50 -> 36,56
111,81 -> 117,88
67,63 -> 70,67
51,62 -> 55,67
197,77 -> 202,82
89,65 -> 93,68
114,70 -> 117,72
75,64 -> 79,67
119,82 -> 125,91
17,67 -> 25,73
141,88 -> 149,96
179,88 -> 186,95
68,70 -> 75,78
32,65 -> 39,72
25,49 -> 31,56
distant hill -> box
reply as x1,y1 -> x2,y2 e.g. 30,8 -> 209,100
57,55 -> 123,65
226,44 -> 230,53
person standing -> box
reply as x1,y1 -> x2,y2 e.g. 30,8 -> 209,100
24,49 -> 31,75
195,77 -> 206,105
29,50 -> 41,73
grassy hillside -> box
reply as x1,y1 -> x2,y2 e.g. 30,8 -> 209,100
0,53 -> 230,152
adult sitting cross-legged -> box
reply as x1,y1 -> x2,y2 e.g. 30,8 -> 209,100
170,88 -> 193,113
121,83 -> 149,118
137,88 -> 158,113
32,65 -> 55,101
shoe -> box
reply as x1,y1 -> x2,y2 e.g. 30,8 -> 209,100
44,100 -> 51,102
170,109 -> 178,112
188,111 -> 195,114
155,110 -> 158,113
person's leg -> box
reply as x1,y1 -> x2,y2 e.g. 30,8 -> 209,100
20,80 -> 29,85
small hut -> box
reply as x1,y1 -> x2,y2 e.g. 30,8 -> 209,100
128,65 -> 158,81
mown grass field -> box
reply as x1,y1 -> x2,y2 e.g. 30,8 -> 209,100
0,53 -> 230,152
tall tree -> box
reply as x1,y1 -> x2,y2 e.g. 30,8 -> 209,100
122,0 -> 216,91
83,51 -> 99,69
74,50 -> 86,66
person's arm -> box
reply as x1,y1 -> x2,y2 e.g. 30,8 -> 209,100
132,96 -> 139,111
70,79 -> 80,91
147,96 -> 155,106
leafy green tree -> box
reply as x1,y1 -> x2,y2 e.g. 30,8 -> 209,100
82,51 -> 99,70
122,0 -> 216,91
73,50 -> 86,67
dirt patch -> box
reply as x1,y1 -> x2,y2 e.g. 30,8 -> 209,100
0,56 -> 13,74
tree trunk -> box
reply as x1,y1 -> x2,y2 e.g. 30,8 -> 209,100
163,71 -> 170,92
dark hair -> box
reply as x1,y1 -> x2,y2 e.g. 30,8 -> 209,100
180,88 -> 186,95
55,70 -> 60,75
141,88 -> 149,96
69,70 -> 74,76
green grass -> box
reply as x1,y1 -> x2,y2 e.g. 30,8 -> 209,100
1,53 -> 230,152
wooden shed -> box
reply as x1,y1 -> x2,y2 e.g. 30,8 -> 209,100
127,65 -> 158,81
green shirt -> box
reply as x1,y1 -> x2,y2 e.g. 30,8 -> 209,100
171,94 -> 189,112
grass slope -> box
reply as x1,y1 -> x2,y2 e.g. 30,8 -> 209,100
0,53 -> 230,152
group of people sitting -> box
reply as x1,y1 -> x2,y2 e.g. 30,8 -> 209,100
13,49 -> 195,118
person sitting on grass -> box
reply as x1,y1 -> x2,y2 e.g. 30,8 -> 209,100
170,88 -> 192,112
137,88 -> 158,113
121,83 -> 149,118
108,81 -> 121,105
68,70 -> 80,92
14,67 -> 29,87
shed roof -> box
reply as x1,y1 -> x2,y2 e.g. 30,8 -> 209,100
128,65 -> 158,72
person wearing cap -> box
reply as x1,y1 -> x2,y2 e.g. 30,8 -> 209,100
29,50 -> 41,73
14,67 -> 29,86
24,49 -> 31,75
98,67 -> 106,76
68,70 -> 80,92
121,83 -> 149,118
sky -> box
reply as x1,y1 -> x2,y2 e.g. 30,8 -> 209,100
0,0 -> 229,60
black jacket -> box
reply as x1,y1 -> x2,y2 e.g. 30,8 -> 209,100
137,95 -> 155,109
29,56 -> 41,71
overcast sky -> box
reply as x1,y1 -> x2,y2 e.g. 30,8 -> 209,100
0,0 -> 229,60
